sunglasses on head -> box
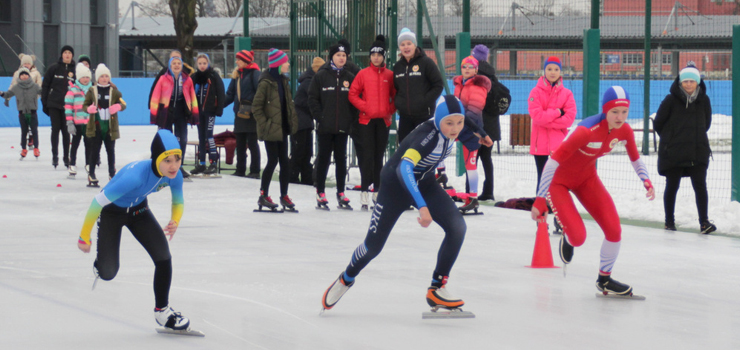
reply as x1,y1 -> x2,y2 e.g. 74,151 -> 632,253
462,65 -> 476,69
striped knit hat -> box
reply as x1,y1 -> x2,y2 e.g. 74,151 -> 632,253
679,61 -> 701,84
602,86 -> 630,114
236,50 -> 254,64
268,48 -> 288,68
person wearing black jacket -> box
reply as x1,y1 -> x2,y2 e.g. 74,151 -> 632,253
224,50 -> 262,178
472,45 -> 499,201
308,44 -> 357,208
393,28 -> 445,143
338,39 -> 364,179
654,63 -> 716,234
41,45 -> 76,169
291,57 -> 325,185
190,54 -> 225,175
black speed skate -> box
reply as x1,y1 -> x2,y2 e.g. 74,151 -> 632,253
436,172 -> 451,189
336,192 -> 352,210
154,305 -> 204,336
559,234 -> 574,264
255,192 -> 282,213
459,197 -> 482,215
595,275 -> 644,299
190,164 -> 206,175
280,195 -> 298,213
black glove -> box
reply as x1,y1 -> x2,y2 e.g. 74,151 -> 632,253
43,105 -> 49,115
559,109 -> 565,117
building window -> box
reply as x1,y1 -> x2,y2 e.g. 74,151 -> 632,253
0,0 -> 11,22
651,53 -> 672,65
90,0 -> 99,25
43,0 -> 52,23
622,53 -> 643,65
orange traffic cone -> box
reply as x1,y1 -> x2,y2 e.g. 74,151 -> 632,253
526,221 -> 559,268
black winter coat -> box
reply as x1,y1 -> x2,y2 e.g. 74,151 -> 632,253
344,59 -> 361,76
307,63 -> 357,134
225,67 -> 261,133
191,68 -> 225,117
477,60 -> 502,141
393,48 -> 444,119
41,58 -> 76,111
654,77 -> 712,176
294,68 -> 316,131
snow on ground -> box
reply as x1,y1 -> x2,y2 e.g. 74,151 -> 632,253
1,126 -> 739,349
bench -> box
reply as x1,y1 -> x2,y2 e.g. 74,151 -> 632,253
631,117 -> 658,153
186,140 -> 228,173
510,114 -> 531,147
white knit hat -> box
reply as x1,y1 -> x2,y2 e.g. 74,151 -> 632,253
95,63 -> 111,81
19,54 -> 34,67
76,63 -> 92,80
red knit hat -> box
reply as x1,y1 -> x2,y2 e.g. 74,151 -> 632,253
236,50 -> 254,64
543,56 -> 561,71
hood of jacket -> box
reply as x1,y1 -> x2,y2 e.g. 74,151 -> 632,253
669,75 -> 707,102
298,68 -> 315,84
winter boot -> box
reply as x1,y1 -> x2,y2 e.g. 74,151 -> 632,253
458,196 -> 479,213
360,191 -> 370,211
190,164 -> 206,175
596,275 -> 632,295
322,273 -> 355,310
258,191 -> 279,210
280,195 -> 296,211
154,305 -> 191,330
337,192 -> 352,209
204,162 -> 218,175
559,234 -> 574,264
700,220 -> 717,234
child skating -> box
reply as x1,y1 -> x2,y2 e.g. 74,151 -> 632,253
1,67 -> 42,160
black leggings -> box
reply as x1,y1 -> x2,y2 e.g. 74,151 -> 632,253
164,103 -> 189,157
397,115 -> 428,144
49,107 -> 70,163
69,125 -> 90,167
89,130 -> 116,178
534,155 -> 549,193
235,132 -> 260,175
359,119 -> 389,191
345,169 -> 466,279
663,165 -> 709,224
290,129 -> 313,185
95,200 -> 172,309
477,144 -> 494,197
197,114 -> 218,163
315,133 -> 349,194
18,111 -> 39,149
261,136 -> 290,197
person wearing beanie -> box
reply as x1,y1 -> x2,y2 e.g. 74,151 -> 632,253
348,35 -> 396,209
225,49 -> 261,178
308,41 -> 358,209
290,56 -> 325,185
654,62 -> 716,234
531,86 -> 655,298
252,48 -> 299,211
337,38 -> 361,75
2,67 -> 42,159
393,27 -> 444,143
76,129 -> 193,332
321,95 -> 492,314
41,45 -> 76,169
442,55 -> 491,213
190,53 -> 225,176
10,54 -> 42,89
472,44 -> 505,202
149,55 -> 199,179
528,55 -> 576,210
77,54 -> 92,68
83,63 -> 126,185
64,63 -> 94,178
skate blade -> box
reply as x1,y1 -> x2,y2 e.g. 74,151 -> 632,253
336,205 -> 353,211
282,208 -> 299,213
460,211 -> 484,216
595,292 -> 646,300
422,308 -> 475,319
68,175 -> 76,180
156,327 -> 205,337
191,174 -> 222,179
87,184 -> 100,188
182,177 -> 193,182
253,208 -> 284,213
316,206 -> 330,211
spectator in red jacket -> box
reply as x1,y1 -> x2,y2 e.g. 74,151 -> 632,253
349,36 -> 396,210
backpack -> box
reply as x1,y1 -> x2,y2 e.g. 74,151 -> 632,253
491,79 -> 511,115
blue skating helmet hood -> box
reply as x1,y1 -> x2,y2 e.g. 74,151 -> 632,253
168,56 -> 183,78
434,95 -> 465,139
151,130 -> 182,177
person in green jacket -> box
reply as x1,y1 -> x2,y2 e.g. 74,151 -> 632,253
252,49 -> 298,211
83,63 -> 126,186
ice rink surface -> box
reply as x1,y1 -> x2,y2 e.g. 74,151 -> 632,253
1,126 -> 739,349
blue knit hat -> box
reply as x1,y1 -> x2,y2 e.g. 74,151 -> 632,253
398,27 -> 417,47
602,86 -> 630,114
434,95 -> 465,138
679,61 -> 701,84
543,56 -> 561,71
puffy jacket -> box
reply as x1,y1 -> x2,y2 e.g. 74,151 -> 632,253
454,74 -> 491,148
393,48 -> 444,119
307,63 -> 357,135
83,85 -> 126,140
10,66 -> 43,89
41,58 -> 76,111
476,60 -> 502,140
654,77 -> 712,175
149,72 -> 199,127
64,81 -> 92,125
224,65 -> 261,133
348,63 -> 396,127
527,76 -> 576,155
191,67 -> 225,117
252,70 -> 298,141
293,68 -> 316,131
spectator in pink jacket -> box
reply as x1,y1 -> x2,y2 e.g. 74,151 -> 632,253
527,56 -> 576,192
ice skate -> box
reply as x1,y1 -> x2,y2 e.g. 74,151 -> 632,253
316,192 -> 330,211
372,192 -> 378,205
664,221 -> 677,231
33,148 -> 40,158
87,174 -> 100,188
52,156 -> 58,169
91,263 -> 100,291
27,132 -> 34,149
154,306 -> 203,336
559,234 -> 574,264
68,165 -> 77,179
458,196 -> 482,215
280,195 -> 298,213
321,273 -> 354,312
552,219 -> 563,235
255,192 -> 282,213
190,164 -> 206,175
180,168 -> 193,182
336,192 -> 353,210
700,220 -> 716,234
423,286 -> 474,319
595,275 -> 644,299
436,172 -> 450,189
360,191 -> 369,211
19,149 -> 27,160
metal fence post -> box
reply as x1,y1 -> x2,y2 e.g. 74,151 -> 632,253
732,25 -> 740,202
